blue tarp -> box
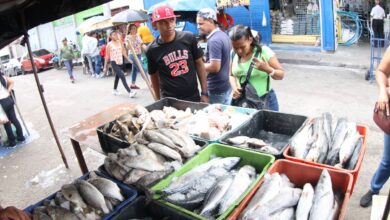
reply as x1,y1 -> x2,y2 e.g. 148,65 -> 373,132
147,0 -> 216,14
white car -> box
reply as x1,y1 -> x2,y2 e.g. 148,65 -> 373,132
1,56 -> 22,77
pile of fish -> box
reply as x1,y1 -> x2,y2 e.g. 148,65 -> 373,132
290,113 -> 363,170
160,157 -> 256,218
240,170 -> 341,220
104,128 -> 201,187
226,136 -> 280,155
103,105 -> 195,143
31,172 -> 125,220
186,105 -> 251,140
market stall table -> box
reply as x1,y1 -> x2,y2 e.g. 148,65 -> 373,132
67,103 -> 137,174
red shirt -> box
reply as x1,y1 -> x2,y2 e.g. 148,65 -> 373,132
100,44 -> 106,58
217,13 -> 234,30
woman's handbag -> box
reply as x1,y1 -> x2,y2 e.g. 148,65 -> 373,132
373,101 -> 390,135
231,50 -> 271,110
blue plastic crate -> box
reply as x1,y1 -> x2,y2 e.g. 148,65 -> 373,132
24,171 -> 138,220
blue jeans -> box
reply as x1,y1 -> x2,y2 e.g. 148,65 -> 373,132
267,89 -> 279,111
371,133 -> 390,192
209,89 -> 232,105
63,60 -> 73,78
93,55 -> 102,75
130,54 -> 142,84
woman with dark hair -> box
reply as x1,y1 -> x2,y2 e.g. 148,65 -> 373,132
0,73 -> 24,147
229,25 -> 284,111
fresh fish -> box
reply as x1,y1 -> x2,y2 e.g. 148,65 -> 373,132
309,170 -> 334,220
247,138 -> 268,148
123,169 -> 151,184
158,128 -> 187,149
280,174 -> 295,188
336,127 -> 360,168
226,136 -> 251,145
136,168 -> 173,187
143,130 -> 179,150
88,172 -> 124,202
346,137 -> 363,170
75,179 -> 110,214
33,207 -> 51,220
260,145 -> 279,154
290,120 -> 314,159
244,187 -> 302,219
46,206 -> 79,220
61,183 -> 87,208
169,129 -> 200,158
165,192 -> 205,210
147,142 -> 182,162
104,156 -> 126,181
328,193 -> 342,220
54,192 -> 69,207
200,174 -> 234,217
123,155 -> 166,172
326,118 -> 348,165
314,119 -> 329,164
270,208 -> 295,220
322,113 -> 333,143
219,165 -> 256,215
296,183 -> 314,220
305,144 -> 320,162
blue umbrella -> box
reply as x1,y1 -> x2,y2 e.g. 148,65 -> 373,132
148,0 -> 216,14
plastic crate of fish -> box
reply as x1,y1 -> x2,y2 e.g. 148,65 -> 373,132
228,159 -> 353,220
110,196 -> 193,220
145,97 -> 209,112
283,124 -> 368,194
186,104 -> 258,143
151,143 -> 275,220
24,171 -> 138,220
221,110 -> 308,158
97,124 -> 131,154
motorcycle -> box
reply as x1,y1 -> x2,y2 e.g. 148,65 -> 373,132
50,54 -> 64,70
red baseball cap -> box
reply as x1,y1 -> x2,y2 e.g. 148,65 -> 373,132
151,5 -> 180,23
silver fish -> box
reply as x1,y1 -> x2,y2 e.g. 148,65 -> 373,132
169,129 -> 200,158
123,155 -> 166,172
46,206 -> 79,220
313,119 -> 328,164
123,169 -> 151,184
200,174 -> 234,217
336,126 -> 360,168
247,138 -> 268,148
322,113 -> 333,145
327,193 -> 342,220
346,137 -> 363,170
296,183 -> 314,220
61,183 -> 87,208
271,208 -> 295,220
143,130 -> 179,150
309,169 -> 334,220
326,118 -> 348,165
290,120 -> 314,159
88,172 -> 124,202
226,136 -> 251,145
147,142 -> 182,162
75,179 -> 110,214
218,165 -> 256,215
158,128 -> 187,149
260,145 -> 279,155
137,168 -> 173,187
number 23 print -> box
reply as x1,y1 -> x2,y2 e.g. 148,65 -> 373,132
169,60 -> 189,77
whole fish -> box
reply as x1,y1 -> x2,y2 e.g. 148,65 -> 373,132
169,129 -> 200,158
309,170 -> 334,220
226,136 -> 251,145
123,167 -> 151,185
200,174 -> 234,217
260,145 -> 279,155
290,120 -> 314,159
315,119 -> 329,164
326,118 -> 348,165
75,179 -> 110,214
305,145 -> 320,162
104,156 -> 126,181
346,137 -> 363,170
247,138 -> 268,148
158,128 -> 186,148
328,193 -> 342,220
88,172 -> 124,202
123,155 -> 166,172
296,183 -> 314,220
143,130 -> 179,150
336,126 -> 360,169
46,206 -> 79,220
137,168 -> 173,187
61,183 -> 87,208
218,165 -> 256,215
270,208 -> 295,220
147,142 -> 182,162
322,113 -> 333,145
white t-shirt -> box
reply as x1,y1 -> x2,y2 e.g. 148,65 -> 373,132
81,35 -> 98,55
371,5 -> 385,20
0,82 -> 9,100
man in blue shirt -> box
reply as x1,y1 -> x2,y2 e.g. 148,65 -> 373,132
197,8 -> 232,105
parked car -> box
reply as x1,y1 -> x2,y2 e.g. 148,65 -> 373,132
20,49 -> 54,73
1,57 -> 22,77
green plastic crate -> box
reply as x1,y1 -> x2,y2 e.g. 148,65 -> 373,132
151,143 -> 275,220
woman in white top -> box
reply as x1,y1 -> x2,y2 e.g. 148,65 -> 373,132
0,73 -> 24,147
103,30 -> 137,98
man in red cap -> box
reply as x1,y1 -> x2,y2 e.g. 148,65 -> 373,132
146,5 -> 208,102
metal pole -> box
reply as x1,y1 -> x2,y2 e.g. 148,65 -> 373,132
10,92 -> 30,137
24,33 -> 69,169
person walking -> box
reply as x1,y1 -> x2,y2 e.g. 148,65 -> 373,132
146,5 -> 208,102
0,73 -> 25,148
360,46 -> 390,207
197,8 -> 232,105
59,38 -> 75,83
81,33 -> 96,75
125,24 -> 146,89
91,32 -> 102,78
103,30 -> 137,98
371,0 -> 385,47
229,25 -> 284,111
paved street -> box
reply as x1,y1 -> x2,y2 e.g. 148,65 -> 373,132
0,51 -> 384,219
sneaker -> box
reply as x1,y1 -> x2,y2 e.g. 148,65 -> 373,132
360,190 -> 378,207
130,85 -> 140,89
112,90 -> 121,96
129,90 -> 137,98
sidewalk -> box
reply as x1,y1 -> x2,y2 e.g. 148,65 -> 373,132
271,42 -> 372,70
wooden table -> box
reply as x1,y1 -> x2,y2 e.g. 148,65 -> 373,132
67,103 -> 137,174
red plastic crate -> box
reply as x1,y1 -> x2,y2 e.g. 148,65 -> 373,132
228,160 -> 353,220
283,125 -> 368,194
